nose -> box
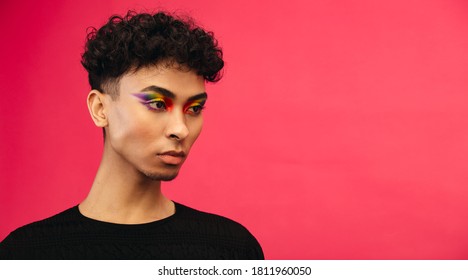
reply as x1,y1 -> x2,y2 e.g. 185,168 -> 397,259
165,110 -> 189,141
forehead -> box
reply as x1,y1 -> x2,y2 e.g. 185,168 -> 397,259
118,65 -> 205,99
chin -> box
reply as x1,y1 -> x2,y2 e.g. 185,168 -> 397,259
143,170 -> 180,181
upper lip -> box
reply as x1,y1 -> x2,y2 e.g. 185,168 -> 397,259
158,150 -> 186,157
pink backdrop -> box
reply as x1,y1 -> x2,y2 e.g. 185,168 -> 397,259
1,0 -> 468,259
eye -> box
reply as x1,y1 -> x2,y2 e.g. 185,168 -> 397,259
146,100 -> 167,111
186,105 -> 205,116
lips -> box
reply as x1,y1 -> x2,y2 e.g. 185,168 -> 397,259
157,151 -> 186,165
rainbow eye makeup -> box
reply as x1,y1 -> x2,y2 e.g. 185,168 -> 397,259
132,92 -> 174,112
132,89 -> 207,116
183,99 -> 206,116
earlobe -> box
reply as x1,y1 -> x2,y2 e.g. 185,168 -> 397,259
87,90 -> 108,128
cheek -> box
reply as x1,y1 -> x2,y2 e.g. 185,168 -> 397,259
187,117 -> 203,143
108,108 -> 162,147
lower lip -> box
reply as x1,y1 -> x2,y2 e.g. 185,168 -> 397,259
157,155 -> 184,165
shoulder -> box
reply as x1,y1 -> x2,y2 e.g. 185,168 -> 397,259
0,206 -> 79,259
173,202 -> 264,259
175,203 -> 249,233
4,206 -> 79,237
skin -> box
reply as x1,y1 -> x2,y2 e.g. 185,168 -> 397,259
80,65 -> 206,224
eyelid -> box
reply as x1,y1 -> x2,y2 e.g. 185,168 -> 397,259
133,92 -> 206,114
143,97 -> 165,104
184,99 -> 206,111
132,91 -> 174,111
132,92 -> 168,101
187,99 -> 206,106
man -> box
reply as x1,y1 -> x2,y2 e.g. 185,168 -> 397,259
0,11 -> 263,260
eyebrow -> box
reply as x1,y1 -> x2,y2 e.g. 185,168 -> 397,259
187,93 -> 208,102
139,85 -> 207,102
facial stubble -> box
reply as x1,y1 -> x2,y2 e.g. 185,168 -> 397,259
142,169 -> 180,181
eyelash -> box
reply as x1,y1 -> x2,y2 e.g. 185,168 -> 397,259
186,104 -> 206,116
145,100 -> 167,111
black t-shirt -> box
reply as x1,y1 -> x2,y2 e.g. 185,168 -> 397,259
0,202 -> 264,259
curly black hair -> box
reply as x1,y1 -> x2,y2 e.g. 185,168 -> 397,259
81,11 -> 224,96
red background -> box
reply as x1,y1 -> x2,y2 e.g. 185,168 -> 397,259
1,0 -> 468,259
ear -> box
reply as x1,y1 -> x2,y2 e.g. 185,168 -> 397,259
87,90 -> 108,128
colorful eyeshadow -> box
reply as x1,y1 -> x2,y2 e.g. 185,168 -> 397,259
132,92 -> 206,115
183,98 -> 206,115
132,92 -> 174,111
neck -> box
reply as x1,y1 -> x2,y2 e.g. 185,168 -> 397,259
79,143 -> 174,224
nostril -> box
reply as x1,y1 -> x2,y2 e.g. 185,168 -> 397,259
169,134 -> 180,140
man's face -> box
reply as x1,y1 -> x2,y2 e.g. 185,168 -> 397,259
103,65 -> 206,181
